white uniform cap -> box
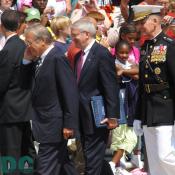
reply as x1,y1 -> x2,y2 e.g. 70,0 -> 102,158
131,5 -> 163,21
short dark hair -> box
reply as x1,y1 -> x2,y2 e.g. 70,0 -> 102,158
119,23 -> 137,40
17,11 -> 27,26
1,10 -> 20,31
115,40 -> 131,53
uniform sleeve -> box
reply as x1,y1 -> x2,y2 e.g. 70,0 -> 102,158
135,59 -> 144,120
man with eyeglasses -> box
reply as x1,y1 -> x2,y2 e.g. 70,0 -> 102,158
132,5 -> 175,175
71,19 -> 119,175
21,23 -> 79,175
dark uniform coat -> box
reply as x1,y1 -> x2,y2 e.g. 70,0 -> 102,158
136,32 -> 175,127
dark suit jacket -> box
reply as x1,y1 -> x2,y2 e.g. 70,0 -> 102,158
75,42 -> 120,135
21,47 -> 79,143
0,35 -> 33,123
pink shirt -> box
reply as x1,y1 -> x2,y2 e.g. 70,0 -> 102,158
128,46 -> 140,65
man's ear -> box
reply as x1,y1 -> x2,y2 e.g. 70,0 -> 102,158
84,31 -> 90,39
151,15 -> 161,24
41,40 -> 46,47
153,17 -> 158,23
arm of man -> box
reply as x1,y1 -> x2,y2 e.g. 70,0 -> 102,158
120,0 -> 130,21
19,47 -> 36,90
55,55 -> 79,139
0,50 -> 15,96
135,58 -> 144,121
99,49 -> 120,129
19,61 -> 34,90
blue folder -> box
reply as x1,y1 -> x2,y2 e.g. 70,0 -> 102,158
91,96 -> 107,128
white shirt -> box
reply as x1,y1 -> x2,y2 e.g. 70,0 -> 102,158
82,39 -> 96,67
115,58 -> 132,70
0,34 -> 5,51
40,44 -> 54,65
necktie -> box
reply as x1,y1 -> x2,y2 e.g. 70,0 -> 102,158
77,51 -> 85,82
35,58 -> 42,77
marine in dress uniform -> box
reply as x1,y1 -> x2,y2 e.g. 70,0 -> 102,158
132,5 -> 175,175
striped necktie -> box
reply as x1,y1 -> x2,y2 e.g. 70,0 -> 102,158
35,58 -> 42,77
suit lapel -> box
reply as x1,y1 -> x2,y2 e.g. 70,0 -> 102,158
78,42 -> 97,84
32,47 -> 55,98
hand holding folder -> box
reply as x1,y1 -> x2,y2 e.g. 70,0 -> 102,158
100,118 -> 118,129
91,96 -> 118,129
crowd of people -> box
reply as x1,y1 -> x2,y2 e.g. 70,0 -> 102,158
0,0 -> 175,175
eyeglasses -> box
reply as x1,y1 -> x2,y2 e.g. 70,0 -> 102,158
25,40 -> 35,47
25,38 -> 40,47
71,31 -> 86,38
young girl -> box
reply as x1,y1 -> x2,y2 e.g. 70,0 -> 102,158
119,23 -> 140,65
109,40 -> 138,175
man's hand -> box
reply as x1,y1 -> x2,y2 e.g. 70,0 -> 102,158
24,47 -> 36,61
100,118 -> 118,129
63,128 -> 74,140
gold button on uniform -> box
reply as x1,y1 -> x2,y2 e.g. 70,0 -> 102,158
145,74 -> 148,78
154,67 -> 161,75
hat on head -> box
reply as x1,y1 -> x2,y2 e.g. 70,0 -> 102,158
132,5 -> 163,22
25,8 -> 41,22
86,11 -> 105,21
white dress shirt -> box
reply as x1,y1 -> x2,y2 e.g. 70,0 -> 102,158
82,39 -> 95,67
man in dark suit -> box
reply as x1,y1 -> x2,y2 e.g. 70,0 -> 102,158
0,10 -> 35,174
21,23 -> 79,175
71,19 -> 120,175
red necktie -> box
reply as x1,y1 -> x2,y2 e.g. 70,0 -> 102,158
77,51 -> 85,82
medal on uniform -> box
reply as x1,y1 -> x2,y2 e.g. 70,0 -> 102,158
154,67 -> 161,75
151,45 -> 167,62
